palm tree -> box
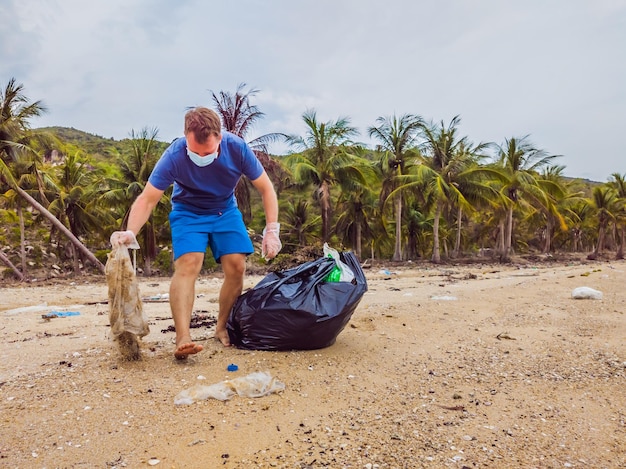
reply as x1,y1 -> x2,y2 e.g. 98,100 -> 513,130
0,194 -> 25,280
0,78 -> 104,276
493,136 -> 561,260
368,114 -> 423,261
48,151 -> 112,272
404,204 -> 432,259
0,78 -> 47,164
533,165 -> 584,254
587,185 -> 618,259
1,78 -> 49,276
410,116 -> 493,262
607,173 -> 626,259
334,158 -> 378,259
567,200 -> 595,253
280,198 -> 321,249
283,109 -> 365,242
4,143 -> 63,275
446,141 -> 497,257
210,83 -> 287,224
101,127 -> 163,275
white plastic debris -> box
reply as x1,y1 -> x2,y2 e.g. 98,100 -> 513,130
571,286 -> 603,300
3,303 -> 49,315
430,295 -> 458,301
174,371 -> 285,405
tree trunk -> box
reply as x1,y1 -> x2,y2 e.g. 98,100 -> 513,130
572,228 -> 580,252
18,204 -> 27,275
616,226 -> 625,260
543,217 -> 552,254
319,181 -> 331,243
234,178 -> 252,225
13,185 -> 105,273
589,223 -> 606,259
431,202 -> 442,263
144,257 -> 152,276
70,242 -> 80,273
504,207 -> 514,260
496,222 -> 505,256
355,218 -> 362,260
0,250 -> 24,281
597,224 -> 606,254
453,205 -> 462,257
392,194 -> 402,261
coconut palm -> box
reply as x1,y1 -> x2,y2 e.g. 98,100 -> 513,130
532,165 -> 585,254
0,78 -> 48,165
48,151 -> 112,272
280,198 -> 321,249
407,116 -> 493,262
587,185 -> 619,259
0,191 -> 26,280
1,78 -> 50,275
368,114 -> 423,261
404,204 -> 432,259
1,78 -> 104,276
446,141 -> 498,257
567,200 -> 595,253
492,136 -> 561,260
334,156 -> 378,259
101,127 -> 163,275
283,109 -> 365,242
211,83 -> 287,224
4,142 -> 65,276
606,173 -> 626,259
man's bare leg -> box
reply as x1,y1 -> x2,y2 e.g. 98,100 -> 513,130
170,252 -> 205,359
215,253 -> 246,346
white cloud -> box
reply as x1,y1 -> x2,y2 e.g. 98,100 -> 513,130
2,0 -> 625,181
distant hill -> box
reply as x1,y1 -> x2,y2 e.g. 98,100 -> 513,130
37,126 -> 169,162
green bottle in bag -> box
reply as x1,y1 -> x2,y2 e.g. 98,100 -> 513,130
324,254 -> 342,282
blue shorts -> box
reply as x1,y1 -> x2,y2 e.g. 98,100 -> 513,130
169,206 -> 254,262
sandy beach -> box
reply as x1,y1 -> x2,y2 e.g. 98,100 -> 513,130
1,257 -> 625,468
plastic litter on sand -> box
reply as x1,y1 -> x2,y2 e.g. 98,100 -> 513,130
42,311 -> 81,319
174,371 -> 285,405
571,286 -> 603,300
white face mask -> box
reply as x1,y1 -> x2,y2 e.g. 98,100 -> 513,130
187,147 -> 218,167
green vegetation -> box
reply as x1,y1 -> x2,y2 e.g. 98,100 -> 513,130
1,78 -> 622,281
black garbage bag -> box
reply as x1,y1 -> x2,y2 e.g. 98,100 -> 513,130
227,251 -> 368,350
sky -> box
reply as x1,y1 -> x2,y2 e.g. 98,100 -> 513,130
2,0 -> 625,182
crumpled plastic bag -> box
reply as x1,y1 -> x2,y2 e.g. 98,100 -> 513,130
105,244 -> 150,360
227,250 -> 367,351
174,371 -> 285,405
323,242 -> 355,282
571,286 -> 603,300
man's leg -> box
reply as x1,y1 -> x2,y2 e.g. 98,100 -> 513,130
215,253 -> 246,346
170,252 -> 205,359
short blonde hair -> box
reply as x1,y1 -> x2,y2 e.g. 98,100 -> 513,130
184,107 -> 222,143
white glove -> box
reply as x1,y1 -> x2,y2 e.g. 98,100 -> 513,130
261,222 -> 282,260
110,230 -> 140,249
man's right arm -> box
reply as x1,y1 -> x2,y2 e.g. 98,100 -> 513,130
111,182 -> 165,247
126,182 -> 165,236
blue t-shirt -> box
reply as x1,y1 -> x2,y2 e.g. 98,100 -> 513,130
149,131 -> 264,213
